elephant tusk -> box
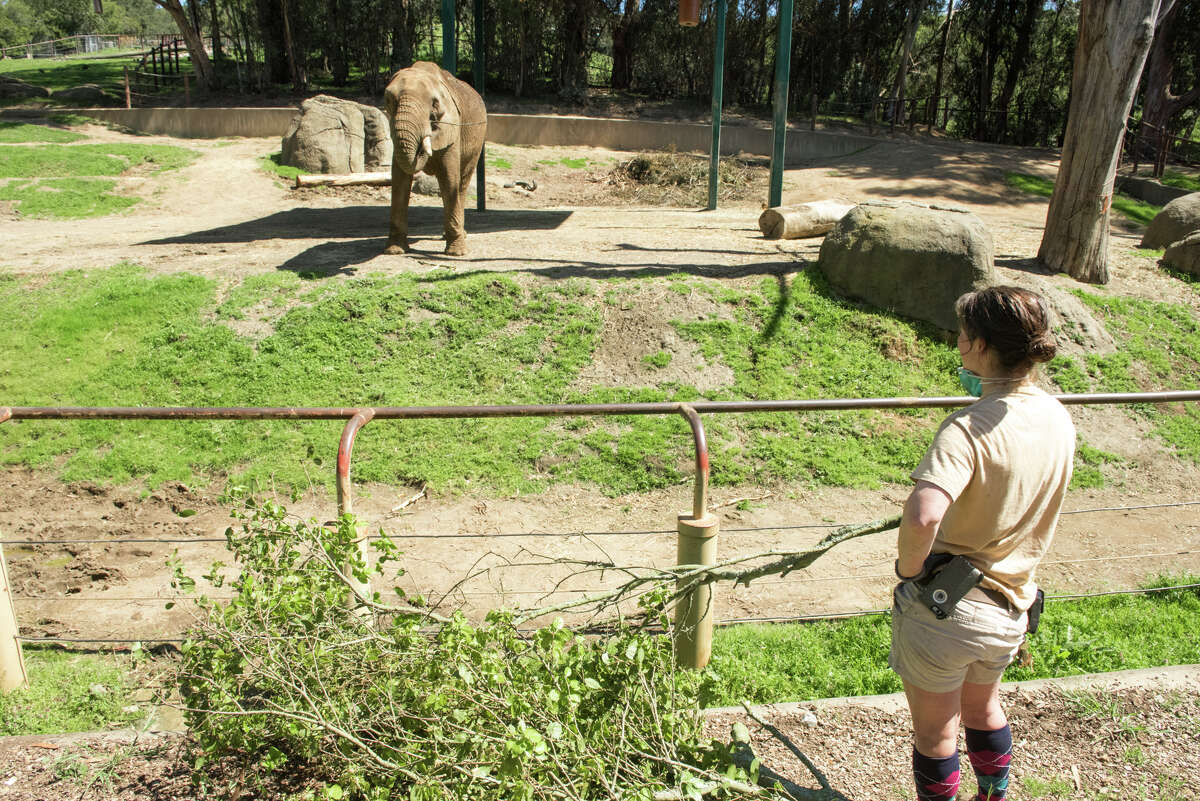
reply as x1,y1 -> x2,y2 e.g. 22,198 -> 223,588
421,136 -> 433,157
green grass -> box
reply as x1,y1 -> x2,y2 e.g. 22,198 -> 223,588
643,350 -> 672,369
0,142 -> 197,178
703,575 -> 1200,706
1161,170 -> 1200,193
0,648 -> 139,735
561,157 -> 592,169
0,53 -> 135,93
1004,172 -> 1161,226
260,150 -> 305,181
0,120 -> 86,144
0,266 -> 969,494
486,155 -> 513,170
1050,291 -> 1200,461
1070,439 -> 1124,490
0,178 -> 137,218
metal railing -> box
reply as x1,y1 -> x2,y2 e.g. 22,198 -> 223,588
2,389 -> 1200,686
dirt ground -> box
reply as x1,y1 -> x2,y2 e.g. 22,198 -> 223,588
0,668 -> 1198,800
1,117 -> 1199,645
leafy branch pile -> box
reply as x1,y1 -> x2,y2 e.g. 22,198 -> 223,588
170,493 -> 793,801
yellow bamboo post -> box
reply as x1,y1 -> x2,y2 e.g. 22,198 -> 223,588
673,511 -> 718,669
124,66 -> 131,108
0,543 -> 28,693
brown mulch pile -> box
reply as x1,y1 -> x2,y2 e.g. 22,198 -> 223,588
1,684 -> 1197,800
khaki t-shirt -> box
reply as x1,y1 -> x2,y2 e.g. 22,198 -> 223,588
911,384 -> 1075,610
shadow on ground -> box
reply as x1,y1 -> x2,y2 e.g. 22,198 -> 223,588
141,206 -> 575,244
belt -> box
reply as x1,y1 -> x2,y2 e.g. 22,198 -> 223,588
965,586 -> 1015,611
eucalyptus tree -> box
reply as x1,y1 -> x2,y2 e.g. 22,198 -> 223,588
1037,0 -> 1165,284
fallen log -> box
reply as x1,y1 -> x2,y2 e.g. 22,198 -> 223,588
295,171 -> 391,189
758,200 -> 856,240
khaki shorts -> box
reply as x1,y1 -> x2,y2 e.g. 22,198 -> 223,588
889,580 -> 1028,694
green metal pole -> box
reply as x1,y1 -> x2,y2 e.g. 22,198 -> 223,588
707,0 -> 728,211
474,0 -> 485,212
768,0 -> 794,209
442,0 -> 456,73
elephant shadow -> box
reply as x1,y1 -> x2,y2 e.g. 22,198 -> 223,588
142,206 -> 572,247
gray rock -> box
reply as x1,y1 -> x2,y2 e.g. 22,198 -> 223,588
360,105 -> 392,170
818,201 -> 995,332
280,95 -> 392,174
89,683 -> 109,697
49,83 -> 110,104
1162,230 -> 1200,277
0,76 -> 50,99
412,172 -> 440,196
1141,192 -> 1200,250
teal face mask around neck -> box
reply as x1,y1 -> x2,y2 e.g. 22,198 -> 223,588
957,367 -> 984,397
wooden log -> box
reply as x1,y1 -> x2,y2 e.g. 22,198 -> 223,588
758,201 -> 856,240
295,171 -> 392,189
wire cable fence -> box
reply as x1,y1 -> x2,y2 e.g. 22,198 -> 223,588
3,391 -> 1199,651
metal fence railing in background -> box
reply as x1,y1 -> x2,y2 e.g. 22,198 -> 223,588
0,34 -> 140,60
2,389 -> 1200,688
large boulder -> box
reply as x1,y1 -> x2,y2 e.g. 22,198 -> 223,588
280,95 -> 393,174
1163,230 -> 1200,277
818,201 -> 995,332
49,84 -> 112,104
1141,191 -> 1200,249
0,76 -> 51,99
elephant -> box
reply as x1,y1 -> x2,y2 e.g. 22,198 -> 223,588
383,61 -> 487,257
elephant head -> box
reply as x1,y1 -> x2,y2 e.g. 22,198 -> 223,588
383,61 -> 463,176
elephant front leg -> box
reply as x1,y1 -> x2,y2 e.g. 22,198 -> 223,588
385,167 -> 414,254
435,168 -> 467,256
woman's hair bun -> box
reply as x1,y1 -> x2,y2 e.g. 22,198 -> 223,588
1026,332 -> 1057,363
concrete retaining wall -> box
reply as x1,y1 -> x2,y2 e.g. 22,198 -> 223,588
1116,175 -> 1192,207
60,107 -> 879,162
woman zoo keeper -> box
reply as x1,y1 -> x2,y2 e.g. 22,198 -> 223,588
891,286 -> 1075,801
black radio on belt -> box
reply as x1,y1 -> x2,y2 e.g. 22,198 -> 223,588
911,553 -> 983,619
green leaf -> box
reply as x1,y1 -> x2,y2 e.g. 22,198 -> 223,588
325,784 -> 344,800
583,677 -> 601,690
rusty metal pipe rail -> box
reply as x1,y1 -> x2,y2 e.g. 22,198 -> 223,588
5,391 -> 1200,522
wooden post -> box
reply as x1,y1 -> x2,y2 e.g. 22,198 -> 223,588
673,512 -> 718,669
810,91 -> 817,131
124,66 -> 131,109
0,543 -> 28,693
184,73 -> 190,105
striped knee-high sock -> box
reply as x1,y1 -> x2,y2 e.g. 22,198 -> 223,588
965,725 -> 1012,801
913,748 -> 961,801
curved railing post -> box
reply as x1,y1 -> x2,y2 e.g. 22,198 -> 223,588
337,409 -> 376,609
0,406 -> 26,691
674,404 -> 718,669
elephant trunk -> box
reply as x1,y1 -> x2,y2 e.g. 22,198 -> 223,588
390,99 -> 433,175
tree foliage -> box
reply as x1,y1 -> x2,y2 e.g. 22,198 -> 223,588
170,492 -> 787,801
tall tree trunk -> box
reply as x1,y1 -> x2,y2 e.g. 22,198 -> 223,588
390,0 -> 416,70
994,0 -> 1039,142
929,0 -> 954,128
889,0 -> 923,126
610,0 -> 638,91
255,0 -> 290,84
211,0 -> 223,66
1037,0 -> 1162,284
152,0 -> 214,89
1139,1 -> 1200,176
558,0 -> 590,98
279,0 -> 305,91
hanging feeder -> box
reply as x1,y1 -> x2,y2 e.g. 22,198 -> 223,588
679,0 -> 700,26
